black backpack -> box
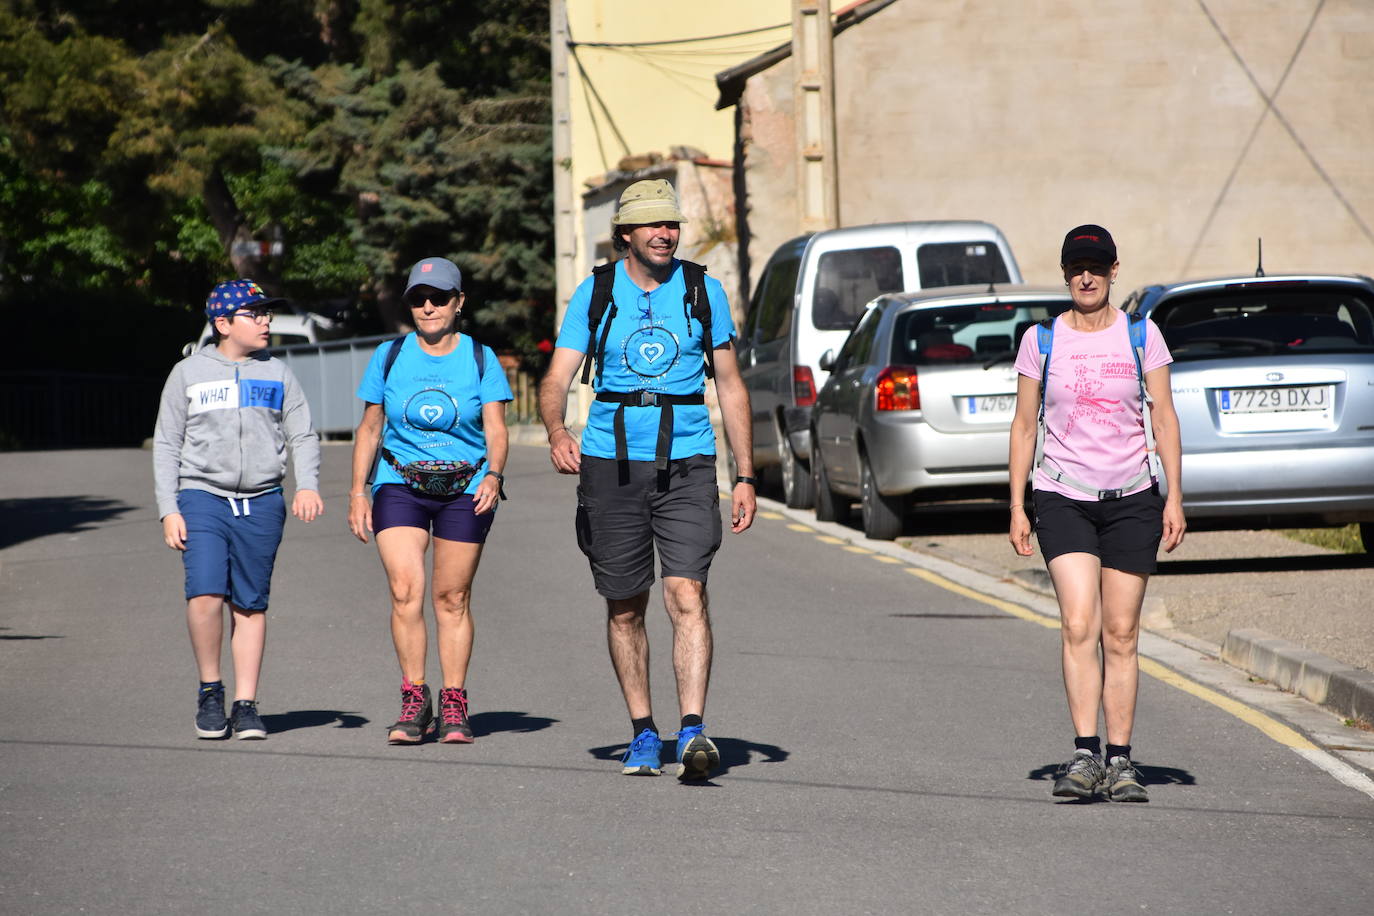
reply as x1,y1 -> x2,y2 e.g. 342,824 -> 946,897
579,259 -> 715,386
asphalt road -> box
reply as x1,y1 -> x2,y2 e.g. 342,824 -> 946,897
3,445 -> 1373,915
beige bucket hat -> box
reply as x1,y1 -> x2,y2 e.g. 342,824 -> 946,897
610,179 -> 688,226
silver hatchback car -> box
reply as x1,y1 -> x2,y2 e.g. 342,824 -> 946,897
1124,273 -> 1374,548
810,285 -> 1071,539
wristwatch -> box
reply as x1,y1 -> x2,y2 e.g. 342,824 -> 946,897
735,475 -> 757,486
485,471 -> 505,483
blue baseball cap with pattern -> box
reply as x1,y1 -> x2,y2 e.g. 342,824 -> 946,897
205,279 -> 286,320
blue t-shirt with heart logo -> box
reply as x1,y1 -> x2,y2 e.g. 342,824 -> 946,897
556,259 -> 737,462
357,333 -> 512,494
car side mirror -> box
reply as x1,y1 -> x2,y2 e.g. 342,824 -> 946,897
819,349 -> 837,372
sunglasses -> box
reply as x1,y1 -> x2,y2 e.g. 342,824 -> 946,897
406,289 -> 459,308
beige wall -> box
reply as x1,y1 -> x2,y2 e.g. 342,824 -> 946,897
565,1 -> 791,280
737,0 -> 1374,295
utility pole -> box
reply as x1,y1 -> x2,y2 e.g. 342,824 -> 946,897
792,0 -> 839,231
551,0 -> 576,327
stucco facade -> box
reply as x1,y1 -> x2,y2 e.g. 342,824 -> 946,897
731,0 -> 1374,296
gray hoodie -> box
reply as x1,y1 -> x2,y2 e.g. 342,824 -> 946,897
153,346 -> 320,519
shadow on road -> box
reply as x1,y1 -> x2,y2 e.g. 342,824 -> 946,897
0,495 -> 134,549
589,735 -> 790,777
261,709 -> 369,733
1158,554 -> 1373,576
469,710 -> 558,737
0,627 -> 65,640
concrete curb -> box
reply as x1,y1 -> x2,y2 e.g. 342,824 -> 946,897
1222,628 -> 1374,726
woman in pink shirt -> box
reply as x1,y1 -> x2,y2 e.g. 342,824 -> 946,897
1008,225 -> 1185,803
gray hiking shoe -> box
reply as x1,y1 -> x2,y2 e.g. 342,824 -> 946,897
1052,750 -> 1105,799
1101,755 -> 1149,802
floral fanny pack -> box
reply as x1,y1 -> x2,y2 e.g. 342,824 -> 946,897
382,448 -> 485,497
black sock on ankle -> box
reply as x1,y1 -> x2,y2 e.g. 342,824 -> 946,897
1074,735 -> 1101,756
199,680 -> 223,694
631,716 -> 658,738
680,714 -> 703,729
1105,743 -> 1131,762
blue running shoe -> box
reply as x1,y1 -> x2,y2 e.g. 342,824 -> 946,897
676,725 -> 720,781
195,683 -> 228,739
621,728 -> 663,776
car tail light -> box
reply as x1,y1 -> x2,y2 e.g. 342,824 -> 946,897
793,366 -> 817,407
876,366 -> 920,411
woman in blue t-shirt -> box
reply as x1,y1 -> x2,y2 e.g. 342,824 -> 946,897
347,256 -> 513,746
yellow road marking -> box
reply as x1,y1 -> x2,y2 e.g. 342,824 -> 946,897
903,566 -> 1319,750
873,555 -> 903,564
843,546 -> 873,554
758,511 -> 785,520
786,523 -> 814,533
815,535 -> 844,545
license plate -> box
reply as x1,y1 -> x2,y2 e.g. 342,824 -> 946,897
1219,385 -> 1332,413
965,394 -> 1016,417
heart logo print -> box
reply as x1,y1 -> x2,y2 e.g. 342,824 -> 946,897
639,342 -> 665,363
419,405 -> 443,425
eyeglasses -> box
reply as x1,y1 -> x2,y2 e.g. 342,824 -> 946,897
232,310 -> 274,324
406,289 -> 458,308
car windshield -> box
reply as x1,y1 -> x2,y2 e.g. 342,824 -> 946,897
891,300 -> 1068,367
1150,286 -> 1374,360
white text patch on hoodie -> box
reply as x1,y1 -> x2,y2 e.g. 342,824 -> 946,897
186,379 -> 285,415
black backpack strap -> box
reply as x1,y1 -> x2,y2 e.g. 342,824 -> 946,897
679,260 -> 714,379
580,262 -> 618,386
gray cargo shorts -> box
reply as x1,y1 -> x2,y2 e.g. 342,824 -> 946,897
574,454 -> 724,600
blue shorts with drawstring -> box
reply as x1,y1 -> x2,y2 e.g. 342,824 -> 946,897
178,488 -> 286,610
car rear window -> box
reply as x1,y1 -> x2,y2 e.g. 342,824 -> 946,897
891,300 -> 1068,366
1151,287 -> 1374,360
813,246 -> 904,330
916,242 -> 1011,289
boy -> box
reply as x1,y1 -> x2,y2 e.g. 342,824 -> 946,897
153,279 -> 324,740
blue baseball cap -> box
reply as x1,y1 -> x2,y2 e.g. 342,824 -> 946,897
404,257 -> 463,297
205,279 -> 285,320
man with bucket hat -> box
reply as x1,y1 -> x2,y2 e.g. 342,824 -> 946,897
539,178 -> 756,780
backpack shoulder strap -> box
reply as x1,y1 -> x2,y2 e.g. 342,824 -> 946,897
472,337 -> 486,379
1035,317 -> 1055,414
381,334 -> 406,383
581,262 -> 618,386
679,259 -> 715,379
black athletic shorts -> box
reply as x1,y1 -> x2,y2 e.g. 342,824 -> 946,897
1032,487 -> 1164,574
575,454 -> 723,600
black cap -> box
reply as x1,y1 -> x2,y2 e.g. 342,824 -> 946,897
1061,225 -> 1117,265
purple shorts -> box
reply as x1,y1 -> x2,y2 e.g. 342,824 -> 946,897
371,483 -> 496,543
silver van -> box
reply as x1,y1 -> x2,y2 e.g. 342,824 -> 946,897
737,221 -> 1022,507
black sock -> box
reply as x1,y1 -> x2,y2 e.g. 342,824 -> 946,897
631,716 -> 658,739
680,714 -> 703,729
1074,735 -> 1101,756
199,680 -> 223,694
1105,743 -> 1131,762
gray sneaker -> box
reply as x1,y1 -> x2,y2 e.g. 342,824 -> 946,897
229,700 -> 267,740
1101,755 -> 1149,802
1052,750 -> 1105,799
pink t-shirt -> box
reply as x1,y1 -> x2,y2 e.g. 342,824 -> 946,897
1014,310 -> 1172,500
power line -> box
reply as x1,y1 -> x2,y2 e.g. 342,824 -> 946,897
569,23 -> 789,49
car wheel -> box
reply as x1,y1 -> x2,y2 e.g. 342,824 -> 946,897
776,417 -> 814,509
860,453 -> 903,540
1362,521 -> 1374,555
811,441 -> 848,523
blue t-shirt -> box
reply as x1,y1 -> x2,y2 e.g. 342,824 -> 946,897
555,259 -> 737,461
356,334 -> 513,494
